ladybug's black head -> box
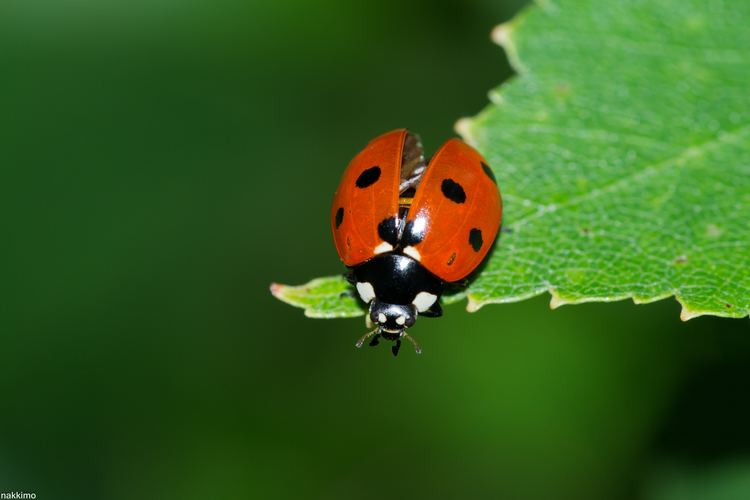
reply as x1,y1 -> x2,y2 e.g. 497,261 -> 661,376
369,300 -> 417,332
355,300 -> 421,356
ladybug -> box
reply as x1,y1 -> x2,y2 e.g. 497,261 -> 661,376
331,129 -> 502,356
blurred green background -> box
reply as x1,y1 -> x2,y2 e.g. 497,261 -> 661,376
2,1 -> 750,499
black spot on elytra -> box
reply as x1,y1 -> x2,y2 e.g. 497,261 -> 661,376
441,178 -> 466,203
402,218 -> 426,246
378,216 -> 400,246
481,162 -> 496,183
469,228 -> 483,252
356,166 -> 381,188
335,207 -> 344,229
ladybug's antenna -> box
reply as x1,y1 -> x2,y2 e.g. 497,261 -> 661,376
356,328 -> 421,356
355,328 -> 379,349
401,332 -> 422,355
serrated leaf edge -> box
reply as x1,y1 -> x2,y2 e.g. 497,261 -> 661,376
458,4 -> 750,321
467,287 -> 749,321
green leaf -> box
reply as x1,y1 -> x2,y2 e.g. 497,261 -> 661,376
459,0 -> 750,320
270,277 -> 362,318
273,0 -> 750,320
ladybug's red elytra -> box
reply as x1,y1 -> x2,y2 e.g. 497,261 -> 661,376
331,129 -> 502,356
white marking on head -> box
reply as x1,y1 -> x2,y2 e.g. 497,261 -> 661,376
396,315 -> 406,326
356,282 -> 375,303
374,242 -> 394,254
412,292 -> 437,313
378,313 -> 387,324
403,246 -> 421,261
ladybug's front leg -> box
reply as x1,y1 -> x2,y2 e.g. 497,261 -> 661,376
392,339 -> 402,357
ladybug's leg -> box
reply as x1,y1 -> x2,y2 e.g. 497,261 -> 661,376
419,301 -> 443,318
391,339 -> 402,357
368,334 -> 381,347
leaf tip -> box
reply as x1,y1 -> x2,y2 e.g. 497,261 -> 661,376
674,294 -> 712,321
490,12 -> 530,74
678,298 -> 708,321
487,88 -> 505,105
548,290 -> 568,309
270,281 -> 298,308
679,307 -> 703,321
269,282 -> 283,297
465,295 -> 483,313
454,117 -> 474,141
490,23 -> 513,48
